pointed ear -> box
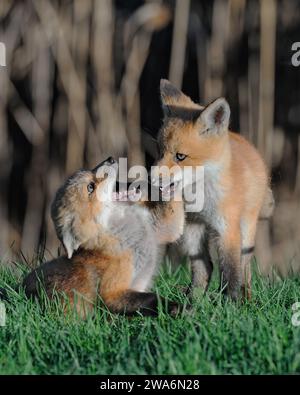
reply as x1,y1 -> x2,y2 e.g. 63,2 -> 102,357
61,224 -> 80,259
200,98 -> 230,134
160,79 -> 199,115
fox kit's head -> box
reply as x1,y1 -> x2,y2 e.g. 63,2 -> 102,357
51,157 -> 117,258
151,79 -> 231,193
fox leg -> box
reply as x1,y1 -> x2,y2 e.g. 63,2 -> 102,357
190,239 -> 213,293
100,254 -> 180,316
183,223 -> 213,295
240,214 -> 259,300
217,220 -> 242,300
240,252 -> 252,300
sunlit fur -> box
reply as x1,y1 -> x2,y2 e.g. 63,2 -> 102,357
22,159 -> 185,317
155,79 -> 273,300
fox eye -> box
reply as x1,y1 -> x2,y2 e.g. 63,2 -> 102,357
175,153 -> 187,162
87,182 -> 95,194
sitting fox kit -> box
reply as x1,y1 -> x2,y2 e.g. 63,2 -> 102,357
23,157 -> 185,317
152,79 -> 273,300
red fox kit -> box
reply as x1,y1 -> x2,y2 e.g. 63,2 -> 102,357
21,157 -> 185,317
151,79 -> 274,300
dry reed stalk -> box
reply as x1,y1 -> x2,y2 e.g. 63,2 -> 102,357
0,2 -> 32,257
71,0 -> 92,162
33,0 -> 94,173
227,0 -> 248,137
21,15 -> 52,257
0,15 -> 10,257
206,0 -> 230,100
295,135 -> 300,196
255,0 -> 277,274
15,3 -> 52,257
169,0 -> 190,88
121,3 -> 171,166
92,0 -> 128,162
193,21 -> 206,104
246,0 -> 260,145
228,0 -> 246,42
258,0 -> 276,168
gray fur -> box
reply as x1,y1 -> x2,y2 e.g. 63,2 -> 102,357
104,203 -> 158,291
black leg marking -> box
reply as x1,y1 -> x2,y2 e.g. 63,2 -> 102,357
219,251 -> 242,300
189,236 -> 213,292
241,246 -> 255,255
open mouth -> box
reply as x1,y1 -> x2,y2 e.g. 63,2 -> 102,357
159,180 -> 179,196
112,182 -> 142,202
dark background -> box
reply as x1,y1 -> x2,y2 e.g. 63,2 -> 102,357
0,0 -> 299,273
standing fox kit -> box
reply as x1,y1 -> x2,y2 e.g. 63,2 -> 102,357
152,79 -> 273,300
22,157 -> 185,317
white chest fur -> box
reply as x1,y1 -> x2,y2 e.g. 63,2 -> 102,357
205,162 -> 227,235
184,161 -> 227,235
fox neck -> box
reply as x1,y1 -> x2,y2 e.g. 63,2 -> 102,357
81,230 -> 121,255
203,135 -> 231,176
205,134 -> 231,191
184,134 -> 231,216
80,201 -> 124,253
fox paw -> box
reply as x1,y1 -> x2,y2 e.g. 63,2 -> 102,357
168,301 -> 194,317
167,301 -> 181,317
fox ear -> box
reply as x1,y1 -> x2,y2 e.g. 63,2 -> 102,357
160,79 -> 198,115
61,224 -> 80,259
200,98 -> 230,134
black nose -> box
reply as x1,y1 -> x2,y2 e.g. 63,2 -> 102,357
105,156 -> 115,165
92,157 -> 115,173
149,174 -> 162,185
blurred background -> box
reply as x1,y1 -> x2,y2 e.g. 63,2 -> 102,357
0,0 -> 299,274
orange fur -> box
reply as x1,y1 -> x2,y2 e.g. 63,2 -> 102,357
155,80 -> 273,299
22,158 -> 183,317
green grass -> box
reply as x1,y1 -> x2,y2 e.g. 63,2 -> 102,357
0,261 -> 299,375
